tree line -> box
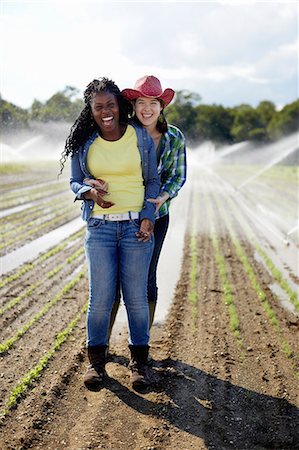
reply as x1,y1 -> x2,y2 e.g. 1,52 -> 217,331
1,86 -> 298,146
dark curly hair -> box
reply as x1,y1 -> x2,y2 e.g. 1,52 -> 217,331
59,77 -> 132,174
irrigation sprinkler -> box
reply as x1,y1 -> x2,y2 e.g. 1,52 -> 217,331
237,143 -> 298,190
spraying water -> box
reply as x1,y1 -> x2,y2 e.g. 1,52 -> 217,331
1,121 -> 71,162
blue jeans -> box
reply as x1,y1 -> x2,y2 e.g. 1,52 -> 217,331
148,214 -> 169,303
85,217 -> 154,347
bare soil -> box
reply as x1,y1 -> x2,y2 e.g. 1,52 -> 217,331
0,230 -> 298,449
0,163 -> 298,450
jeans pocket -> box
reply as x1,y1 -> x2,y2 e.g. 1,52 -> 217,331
132,219 -> 141,228
87,218 -> 104,229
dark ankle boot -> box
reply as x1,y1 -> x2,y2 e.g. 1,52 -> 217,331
128,345 -> 151,389
84,345 -> 107,389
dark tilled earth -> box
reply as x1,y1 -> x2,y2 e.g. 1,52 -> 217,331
0,162 -> 298,450
0,231 -> 298,450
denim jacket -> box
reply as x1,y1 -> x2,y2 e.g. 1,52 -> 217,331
70,121 -> 160,223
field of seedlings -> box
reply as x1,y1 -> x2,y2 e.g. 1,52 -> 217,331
0,151 -> 298,450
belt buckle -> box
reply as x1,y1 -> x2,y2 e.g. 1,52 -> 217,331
109,214 -> 121,221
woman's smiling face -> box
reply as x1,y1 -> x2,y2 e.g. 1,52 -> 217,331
134,97 -> 162,128
90,91 -> 120,137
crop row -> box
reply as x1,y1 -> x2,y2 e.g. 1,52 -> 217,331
0,163 -> 66,192
0,268 -> 85,354
3,304 -> 85,416
0,247 -> 88,417
213,165 -> 298,226
223,194 -> 298,311
187,177 -> 297,372
211,190 -> 297,367
0,228 -> 84,290
0,194 -> 72,229
0,247 -> 84,317
0,206 -> 80,255
0,181 -> 69,210
0,198 -> 72,239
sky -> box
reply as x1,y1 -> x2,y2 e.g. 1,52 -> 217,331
0,0 -> 298,110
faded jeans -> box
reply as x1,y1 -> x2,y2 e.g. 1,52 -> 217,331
85,217 -> 154,347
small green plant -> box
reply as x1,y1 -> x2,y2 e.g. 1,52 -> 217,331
0,303 -> 88,420
0,270 -> 86,353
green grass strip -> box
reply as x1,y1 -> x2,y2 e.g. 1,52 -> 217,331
0,270 -> 86,353
0,302 -> 88,420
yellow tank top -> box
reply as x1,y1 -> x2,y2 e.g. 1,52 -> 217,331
87,124 -> 144,215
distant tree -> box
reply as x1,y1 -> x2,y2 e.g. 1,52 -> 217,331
256,100 -> 276,125
247,128 -> 269,141
165,90 -> 201,145
230,105 -> 264,142
194,104 -> 234,143
29,86 -> 83,123
267,100 -> 299,140
0,97 -> 29,131
30,99 -> 44,121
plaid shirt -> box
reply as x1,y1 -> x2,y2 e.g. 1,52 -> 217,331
156,124 -> 187,219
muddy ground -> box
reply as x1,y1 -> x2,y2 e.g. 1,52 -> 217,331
0,162 -> 298,450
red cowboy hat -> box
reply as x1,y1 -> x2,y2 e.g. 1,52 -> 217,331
122,75 -> 175,107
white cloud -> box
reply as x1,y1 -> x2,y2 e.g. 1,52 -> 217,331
0,1 -> 297,108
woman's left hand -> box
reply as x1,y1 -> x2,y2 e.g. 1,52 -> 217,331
136,219 -> 154,242
147,192 -> 170,214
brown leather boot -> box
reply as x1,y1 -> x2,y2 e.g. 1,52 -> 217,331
84,345 -> 107,389
128,345 -> 151,389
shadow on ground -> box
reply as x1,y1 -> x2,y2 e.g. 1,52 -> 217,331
103,354 -> 299,450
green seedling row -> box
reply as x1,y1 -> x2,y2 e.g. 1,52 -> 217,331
0,248 -> 85,316
206,197 -> 244,349
0,262 -> 35,290
0,193 -> 71,226
0,182 -> 69,209
0,269 -> 86,354
0,198 -> 71,235
0,228 -> 84,290
0,206 -> 77,252
187,190 -> 200,329
188,232 -> 199,327
214,195 -> 296,362
1,211 -> 62,239
225,195 -> 299,311
0,302 -> 88,421
211,234 -> 243,347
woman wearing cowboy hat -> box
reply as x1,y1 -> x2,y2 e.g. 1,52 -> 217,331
86,75 -> 187,336
122,75 -> 187,329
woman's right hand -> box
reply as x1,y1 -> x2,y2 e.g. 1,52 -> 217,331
83,187 -> 115,208
84,178 -> 109,197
